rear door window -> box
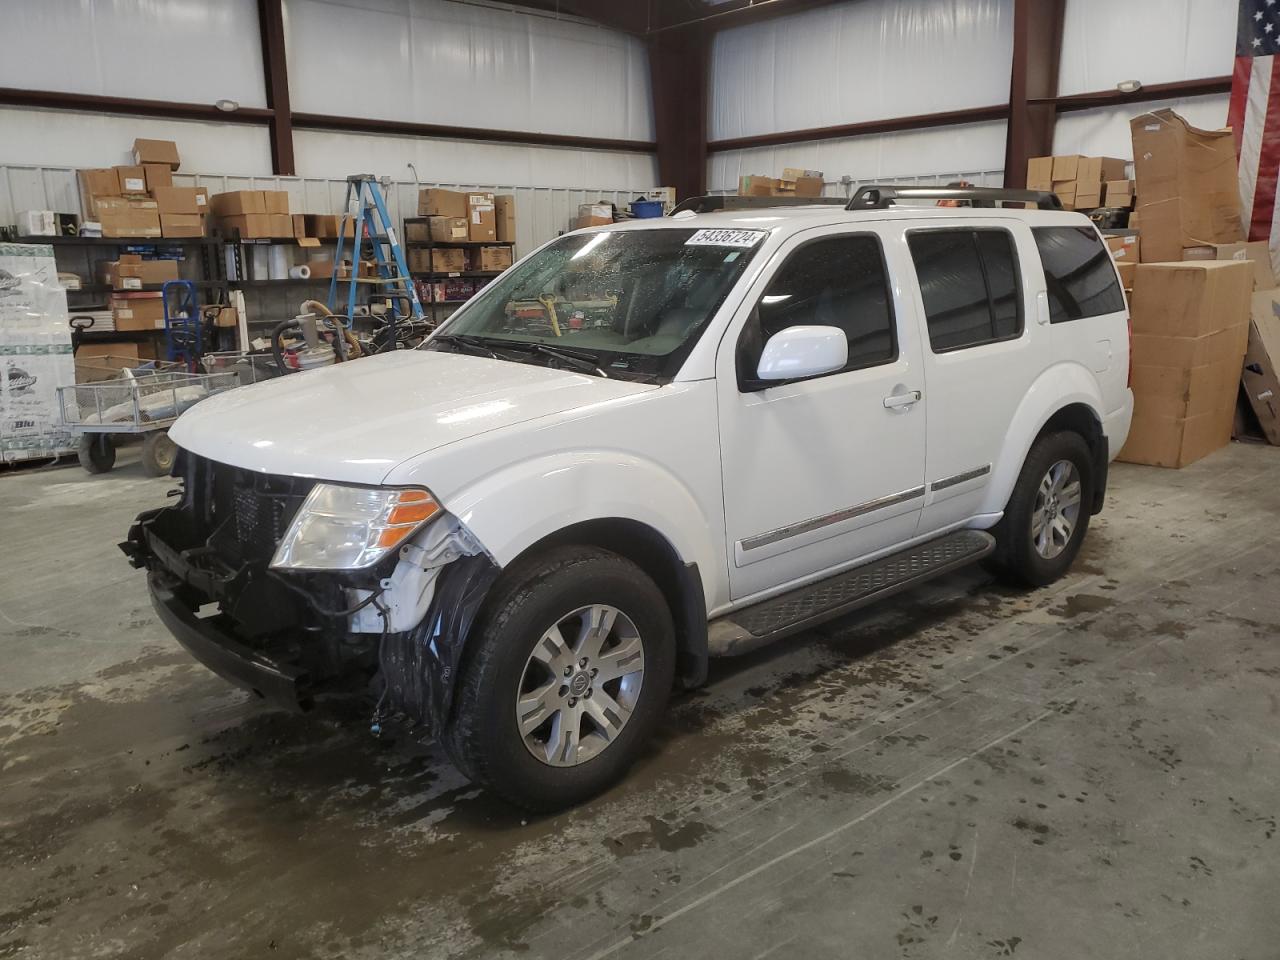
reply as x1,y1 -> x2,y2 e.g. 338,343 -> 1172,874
1032,226 -> 1126,323
907,228 -> 1024,352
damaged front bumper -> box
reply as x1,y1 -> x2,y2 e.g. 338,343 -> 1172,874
122,453 -> 500,730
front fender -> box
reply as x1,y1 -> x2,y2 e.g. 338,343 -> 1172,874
980,361 -> 1105,516
438,450 -> 726,608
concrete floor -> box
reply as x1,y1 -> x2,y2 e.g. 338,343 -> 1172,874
2,442 -> 1279,960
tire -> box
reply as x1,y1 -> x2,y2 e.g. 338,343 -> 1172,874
140,431 -> 177,477
77,434 -> 115,473
442,546 -> 676,811
990,431 -> 1093,588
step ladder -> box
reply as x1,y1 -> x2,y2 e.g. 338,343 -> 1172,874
327,174 -> 425,358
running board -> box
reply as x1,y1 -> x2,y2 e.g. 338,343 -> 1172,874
707,529 -> 995,657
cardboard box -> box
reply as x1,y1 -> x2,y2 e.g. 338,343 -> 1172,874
473,246 -> 513,272
99,205 -> 161,238
409,248 -> 467,274
1131,324 -> 1249,370
467,192 -> 496,242
1079,157 -> 1127,183
114,165 -> 147,195
16,210 -> 57,236
1107,179 -> 1135,208
143,164 -> 173,192
1129,359 -> 1246,419
105,255 -> 179,290
1179,241 -> 1277,291
1116,261 -> 1136,289
1053,183 -> 1077,211
1106,234 -> 1140,263
1118,410 -> 1234,468
738,175 -> 777,197
1131,109 -> 1244,263
209,190 -> 265,217
1027,156 -> 1054,190
78,168 -> 119,216
133,138 -> 180,169
211,306 -> 238,329
1241,308 -> 1280,444
291,214 -> 308,239
305,214 -> 355,239
306,259 -> 334,279
494,195 -> 516,243
270,213 -> 292,237
262,190 -> 290,214
161,213 -> 204,238
575,215 -> 613,229
406,217 -> 470,243
1129,261 -> 1253,338
418,188 -> 468,218
110,293 -> 167,331
218,213 -> 275,239
152,186 -> 208,215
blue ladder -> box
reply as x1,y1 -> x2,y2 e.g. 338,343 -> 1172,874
327,174 -> 425,358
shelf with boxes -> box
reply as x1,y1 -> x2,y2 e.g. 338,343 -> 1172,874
404,189 -> 516,321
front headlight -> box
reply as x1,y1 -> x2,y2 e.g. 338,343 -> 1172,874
270,484 -> 441,571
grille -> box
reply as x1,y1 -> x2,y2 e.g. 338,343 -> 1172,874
196,456 -> 314,566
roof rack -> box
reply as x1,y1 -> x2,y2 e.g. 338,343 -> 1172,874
846,185 -> 1063,211
670,194 -> 849,216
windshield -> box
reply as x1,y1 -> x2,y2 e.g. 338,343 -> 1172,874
426,227 -> 764,380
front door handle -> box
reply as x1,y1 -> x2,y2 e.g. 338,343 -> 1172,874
883,389 -> 922,410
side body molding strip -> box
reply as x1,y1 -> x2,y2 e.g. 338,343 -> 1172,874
740,485 -> 926,553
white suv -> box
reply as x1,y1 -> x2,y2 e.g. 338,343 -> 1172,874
124,186 -> 1133,810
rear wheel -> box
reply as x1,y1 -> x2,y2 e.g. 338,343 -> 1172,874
991,431 -> 1093,587
442,546 -> 675,811
77,434 -> 115,473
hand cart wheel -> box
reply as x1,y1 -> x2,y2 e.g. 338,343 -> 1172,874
140,431 -> 178,477
77,434 -> 115,474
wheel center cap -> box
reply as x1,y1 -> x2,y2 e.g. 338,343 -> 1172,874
569,671 -> 591,696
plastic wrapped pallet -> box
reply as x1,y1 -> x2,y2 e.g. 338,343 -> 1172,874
0,243 -> 76,462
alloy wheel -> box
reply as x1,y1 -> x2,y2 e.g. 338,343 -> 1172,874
1031,459 -> 1082,560
515,604 -> 645,767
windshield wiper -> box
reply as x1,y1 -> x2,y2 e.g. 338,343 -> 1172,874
505,341 -> 609,378
432,333 -> 498,359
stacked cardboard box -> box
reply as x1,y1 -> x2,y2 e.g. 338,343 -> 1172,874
738,170 -> 823,198
76,139 -> 206,239
1027,155 -> 1126,211
209,190 -> 293,239
406,218 -> 468,243
415,188 -> 505,242
1130,110 -> 1244,263
576,203 -> 614,228
494,195 -> 516,243
473,246 -> 513,271
1119,261 -> 1253,467
98,254 -> 180,290
408,248 -> 467,274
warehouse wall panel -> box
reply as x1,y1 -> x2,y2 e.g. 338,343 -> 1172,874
709,0 -> 1013,142
291,129 -> 657,191
0,107 -> 273,175
709,120 -> 1009,194
1058,0 -> 1236,97
285,0 -> 654,142
1051,93 -> 1231,159
0,0 -> 267,108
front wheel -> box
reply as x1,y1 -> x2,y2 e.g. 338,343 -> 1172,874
442,546 -> 675,811
77,434 -> 115,473
991,431 -> 1093,587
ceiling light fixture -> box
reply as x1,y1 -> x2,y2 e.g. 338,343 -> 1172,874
214,99 -> 240,112
1116,80 -> 1142,94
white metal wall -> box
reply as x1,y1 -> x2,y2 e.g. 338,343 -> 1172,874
0,162 -> 649,255
0,0 -> 267,107
709,120 -> 1009,193
1052,93 -> 1232,158
709,0 -> 1013,142
285,0 -> 653,142
0,0 -> 655,200
1058,0 -> 1236,96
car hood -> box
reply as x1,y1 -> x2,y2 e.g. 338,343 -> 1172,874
170,350 -> 658,484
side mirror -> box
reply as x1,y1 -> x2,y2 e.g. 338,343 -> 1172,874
756,325 -> 848,382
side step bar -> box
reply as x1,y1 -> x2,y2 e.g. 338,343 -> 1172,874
708,529 -> 995,657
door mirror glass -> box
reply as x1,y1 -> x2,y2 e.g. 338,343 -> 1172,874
756,325 -> 848,381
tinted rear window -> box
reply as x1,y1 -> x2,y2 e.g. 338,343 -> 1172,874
1032,227 -> 1126,323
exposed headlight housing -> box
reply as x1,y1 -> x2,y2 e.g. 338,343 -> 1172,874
270,484 -> 441,571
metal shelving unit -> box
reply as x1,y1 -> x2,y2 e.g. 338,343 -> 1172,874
402,217 -> 513,325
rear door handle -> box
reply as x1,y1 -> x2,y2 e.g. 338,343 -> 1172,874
883,390 -> 922,409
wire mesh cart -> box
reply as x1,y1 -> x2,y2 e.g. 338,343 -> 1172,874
57,357 -> 239,476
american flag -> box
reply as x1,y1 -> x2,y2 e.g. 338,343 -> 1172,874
1230,0 -> 1280,246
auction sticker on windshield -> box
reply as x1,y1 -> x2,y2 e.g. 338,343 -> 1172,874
684,229 -> 766,247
